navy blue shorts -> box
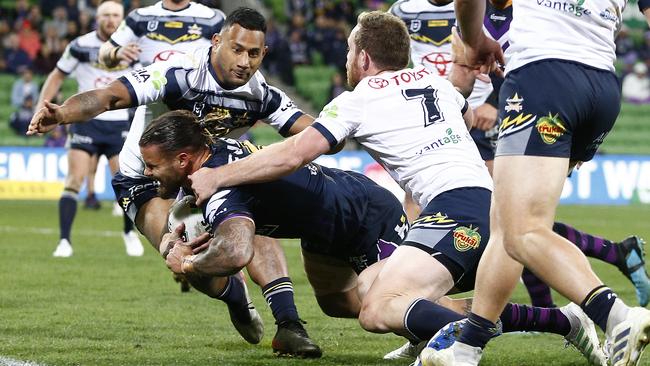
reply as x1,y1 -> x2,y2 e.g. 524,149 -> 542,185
69,119 -> 130,158
301,176 -> 408,274
402,187 -> 491,291
470,126 -> 497,161
496,59 -> 620,162
111,172 -> 159,222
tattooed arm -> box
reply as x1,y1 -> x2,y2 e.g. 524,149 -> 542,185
27,80 -> 134,135
168,217 -> 256,277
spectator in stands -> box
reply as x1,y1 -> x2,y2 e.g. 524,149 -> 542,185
43,6 -> 69,39
264,18 -> 295,85
289,29 -> 311,65
77,12 -> 93,35
65,0 -> 80,24
4,33 -> 32,74
328,71 -> 347,100
42,23 -> 67,61
326,27 -> 348,72
9,94 -> 34,135
615,25 -> 636,59
11,67 -> 39,108
17,20 -> 41,60
623,62 -> 650,104
27,6 -> 44,32
39,0 -> 66,17
14,0 -> 31,22
34,44 -> 59,74
44,125 -> 67,148
287,0 -> 313,23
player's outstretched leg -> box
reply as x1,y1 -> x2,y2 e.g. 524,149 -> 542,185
614,236 -> 650,307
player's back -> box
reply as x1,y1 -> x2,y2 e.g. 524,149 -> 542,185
315,67 -> 492,208
507,0 -> 625,73
112,1 -> 224,66
203,139 -> 399,248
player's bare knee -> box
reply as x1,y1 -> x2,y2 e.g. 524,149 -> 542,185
358,299 -> 389,333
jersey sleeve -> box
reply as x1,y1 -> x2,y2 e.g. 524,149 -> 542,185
55,42 -> 80,75
311,91 -> 362,148
259,83 -> 305,137
109,11 -> 140,47
203,188 -> 254,232
117,59 -> 177,106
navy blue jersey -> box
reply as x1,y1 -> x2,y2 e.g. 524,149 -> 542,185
201,139 -> 406,258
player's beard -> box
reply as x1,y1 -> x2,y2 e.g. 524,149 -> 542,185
157,178 -> 183,199
346,60 -> 361,88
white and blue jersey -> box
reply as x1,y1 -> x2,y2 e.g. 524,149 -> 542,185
116,46 -> 304,180
109,1 -> 224,66
200,139 -> 407,273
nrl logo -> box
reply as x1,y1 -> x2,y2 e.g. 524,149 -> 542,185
453,226 -> 481,252
505,93 -> 524,113
410,19 -> 421,32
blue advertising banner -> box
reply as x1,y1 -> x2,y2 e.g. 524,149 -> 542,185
1,147 -> 649,205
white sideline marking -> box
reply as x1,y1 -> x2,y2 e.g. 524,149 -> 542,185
0,357 -> 48,366
0,226 -> 121,238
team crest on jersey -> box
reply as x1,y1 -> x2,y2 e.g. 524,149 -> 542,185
499,113 -> 536,137
453,226 -> 481,252
368,77 -> 389,89
536,113 -> 566,144
147,20 -> 159,32
410,19 -> 421,32
505,93 -> 524,113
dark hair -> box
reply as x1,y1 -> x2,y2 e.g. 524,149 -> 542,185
223,7 -> 266,33
354,11 -> 410,70
139,110 -> 208,153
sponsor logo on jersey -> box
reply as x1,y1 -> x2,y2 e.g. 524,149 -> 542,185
427,20 -> 449,27
131,69 -> 150,83
147,20 -> 159,32
535,0 -> 591,17
422,51 -> 452,77
410,19 -> 421,32
499,113 -> 537,137
321,104 -> 339,118
188,24 -> 202,36
453,225 -> 481,252
389,68 -> 431,86
490,13 -> 507,21
164,21 -> 183,29
70,133 -> 93,145
412,212 -> 456,229
146,32 -> 202,45
599,8 -> 619,23
368,77 -> 389,89
120,197 -> 131,210
151,70 -> 168,90
505,93 -> 524,113
153,49 -> 186,62
416,128 -> 462,155
536,113 -> 566,144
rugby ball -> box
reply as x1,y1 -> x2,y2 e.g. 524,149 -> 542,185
167,195 -> 209,242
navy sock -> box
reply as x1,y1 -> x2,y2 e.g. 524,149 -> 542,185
458,312 -> 498,349
123,213 -> 134,234
500,303 -> 571,336
217,275 -> 248,309
404,298 -> 465,341
521,268 -> 556,308
554,222 -> 620,265
58,190 -> 78,241
262,277 -> 299,323
581,286 -> 617,332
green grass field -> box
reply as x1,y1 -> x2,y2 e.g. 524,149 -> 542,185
1,201 -> 649,366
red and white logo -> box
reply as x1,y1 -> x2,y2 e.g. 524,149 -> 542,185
94,76 -> 114,88
153,50 -> 185,63
368,77 -> 389,89
422,52 -> 452,77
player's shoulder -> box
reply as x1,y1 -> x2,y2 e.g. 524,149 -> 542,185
70,31 -> 101,48
391,0 -> 452,17
184,2 -> 226,21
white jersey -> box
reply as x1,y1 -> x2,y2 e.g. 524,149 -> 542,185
506,0 -> 626,73
313,67 -> 493,208
109,1 -> 224,66
118,46 -> 304,179
389,0 -> 493,108
57,31 -> 132,121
